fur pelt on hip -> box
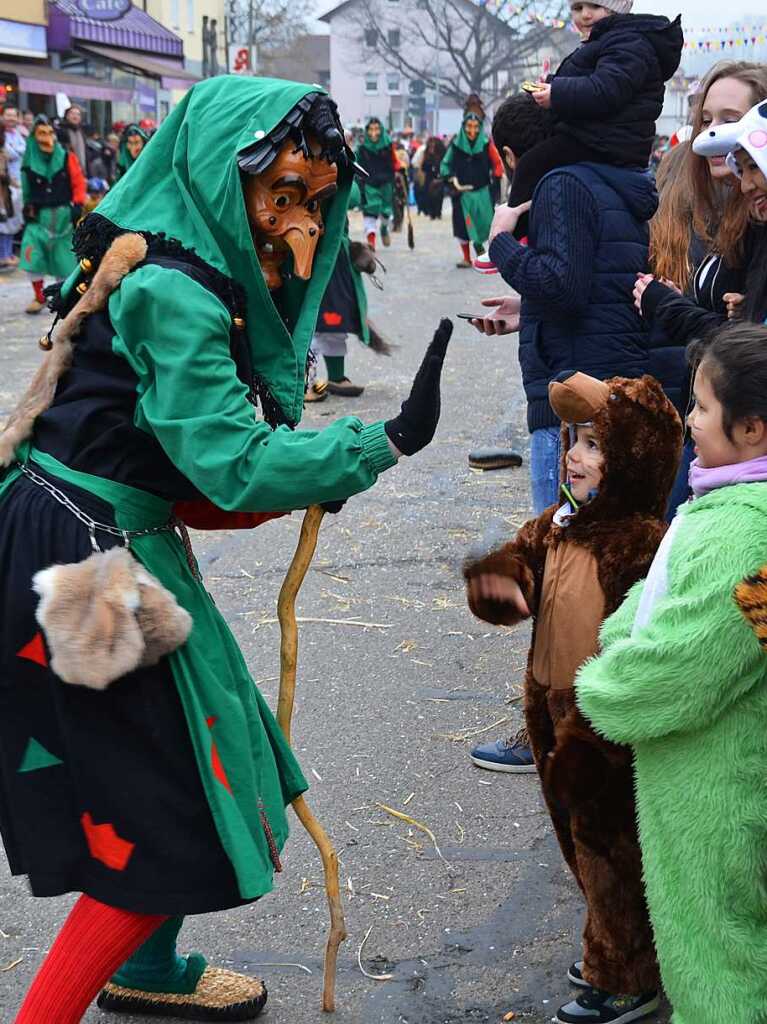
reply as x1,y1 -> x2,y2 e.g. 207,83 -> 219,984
33,547 -> 192,689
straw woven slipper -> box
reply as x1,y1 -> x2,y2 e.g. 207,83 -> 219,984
97,966 -> 267,1020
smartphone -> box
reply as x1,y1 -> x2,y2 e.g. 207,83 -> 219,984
456,313 -> 486,321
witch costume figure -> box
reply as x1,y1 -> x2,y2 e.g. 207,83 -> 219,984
440,110 -> 496,268
307,180 -> 390,400
355,117 -> 396,249
19,115 -> 84,314
0,75 -> 452,1024
115,123 -> 150,180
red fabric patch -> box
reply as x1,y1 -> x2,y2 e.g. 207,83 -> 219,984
206,716 -> 232,794
173,500 -> 287,532
322,312 -> 343,327
81,813 -> 135,871
465,216 -> 473,228
24,245 -> 33,263
17,633 -> 48,668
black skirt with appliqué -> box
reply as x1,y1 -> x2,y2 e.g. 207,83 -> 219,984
0,470 -> 247,915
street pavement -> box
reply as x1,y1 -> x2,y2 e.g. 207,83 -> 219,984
0,213 -> 670,1024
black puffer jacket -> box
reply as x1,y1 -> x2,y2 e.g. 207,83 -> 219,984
550,14 -> 683,168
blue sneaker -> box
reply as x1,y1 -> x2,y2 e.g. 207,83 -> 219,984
469,729 -> 537,773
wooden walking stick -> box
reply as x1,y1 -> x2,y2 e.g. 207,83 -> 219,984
276,504 -> 347,1012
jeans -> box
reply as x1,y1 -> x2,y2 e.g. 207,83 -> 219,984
667,438 -> 694,522
0,233 -> 13,258
530,425 -> 562,515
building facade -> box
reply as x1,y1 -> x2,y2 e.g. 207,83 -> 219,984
0,0 -> 206,129
320,0 -> 575,136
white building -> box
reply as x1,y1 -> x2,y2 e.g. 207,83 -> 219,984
320,0 -> 570,135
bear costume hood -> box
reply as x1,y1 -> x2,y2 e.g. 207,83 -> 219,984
549,371 -> 683,529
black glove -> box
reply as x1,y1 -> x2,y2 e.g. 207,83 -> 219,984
384,318 -> 453,456
321,499 -> 346,514
70,203 -> 83,227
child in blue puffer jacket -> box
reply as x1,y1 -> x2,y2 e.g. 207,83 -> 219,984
506,1 -> 682,238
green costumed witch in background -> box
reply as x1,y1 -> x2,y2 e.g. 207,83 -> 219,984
355,117 -> 396,249
19,115 -> 85,313
115,123 -> 150,180
1,75 -> 453,1023
441,112 -> 495,268
308,178 -> 391,399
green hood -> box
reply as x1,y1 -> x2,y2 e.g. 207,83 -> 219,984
359,118 -> 392,154
452,114 -> 488,156
93,75 -> 352,426
117,124 -> 150,175
23,117 -> 67,181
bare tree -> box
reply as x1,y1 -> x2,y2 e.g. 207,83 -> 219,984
227,0 -> 315,58
348,0 -> 570,106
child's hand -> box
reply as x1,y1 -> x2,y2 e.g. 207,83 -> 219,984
724,292 -> 745,319
633,273 -> 655,313
532,84 -> 552,109
467,574 -> 530,617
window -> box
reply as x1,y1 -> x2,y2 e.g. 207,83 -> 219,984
387,28 -> 400,48
170,0 -> 180,29
364,28 -> 378,48
364,73 -> 379,94
386,73 -> 400,94
187,0 -> 194,32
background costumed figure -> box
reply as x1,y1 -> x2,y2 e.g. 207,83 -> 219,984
355,117 -> 396,249
19,115 -> 84,314
115,123 -> 150,180
0,75 -> 453,1024
309,179 -> 390,399
441,105 -> 498,268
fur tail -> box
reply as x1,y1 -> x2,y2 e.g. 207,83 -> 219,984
367,320 -> 394,356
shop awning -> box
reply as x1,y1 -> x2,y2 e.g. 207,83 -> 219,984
48,0 -> 183,59
0,59 -> 132,102
77,44 -> 199,90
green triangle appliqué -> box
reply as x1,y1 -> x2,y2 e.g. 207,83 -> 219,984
19,738 -> 63,773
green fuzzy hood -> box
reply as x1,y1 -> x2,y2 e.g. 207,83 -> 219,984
93,75 -> 352,426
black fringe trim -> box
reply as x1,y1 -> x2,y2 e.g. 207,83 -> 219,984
69,213 -> 296,429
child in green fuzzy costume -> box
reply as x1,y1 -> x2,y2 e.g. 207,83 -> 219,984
572,321 -> 767,1024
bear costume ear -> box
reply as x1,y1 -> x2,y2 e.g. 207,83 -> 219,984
548,371 -> 610,424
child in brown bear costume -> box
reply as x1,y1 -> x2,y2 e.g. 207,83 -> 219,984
464,370 -> 682,1024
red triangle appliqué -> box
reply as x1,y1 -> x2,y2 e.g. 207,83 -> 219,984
17,633 -> 48,668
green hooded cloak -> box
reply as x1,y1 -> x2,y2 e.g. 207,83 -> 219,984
19,118 -> 76,279
38,77 -> 396,903
440,114 -> 494,246
115,123 -> 150,179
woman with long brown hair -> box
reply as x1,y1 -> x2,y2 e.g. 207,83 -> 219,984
637,60 -> 767,513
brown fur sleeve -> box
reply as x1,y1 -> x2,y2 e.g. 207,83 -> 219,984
463,508 -> 554,626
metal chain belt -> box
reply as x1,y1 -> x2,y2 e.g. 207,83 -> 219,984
18,462 -> 177,553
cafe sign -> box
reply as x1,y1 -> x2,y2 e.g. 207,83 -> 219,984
76,0 -> 132,21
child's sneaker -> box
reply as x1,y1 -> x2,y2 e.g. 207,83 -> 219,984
556,988 -> 659,1023
469,728 -> 536,773
567,962 -> 590,988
